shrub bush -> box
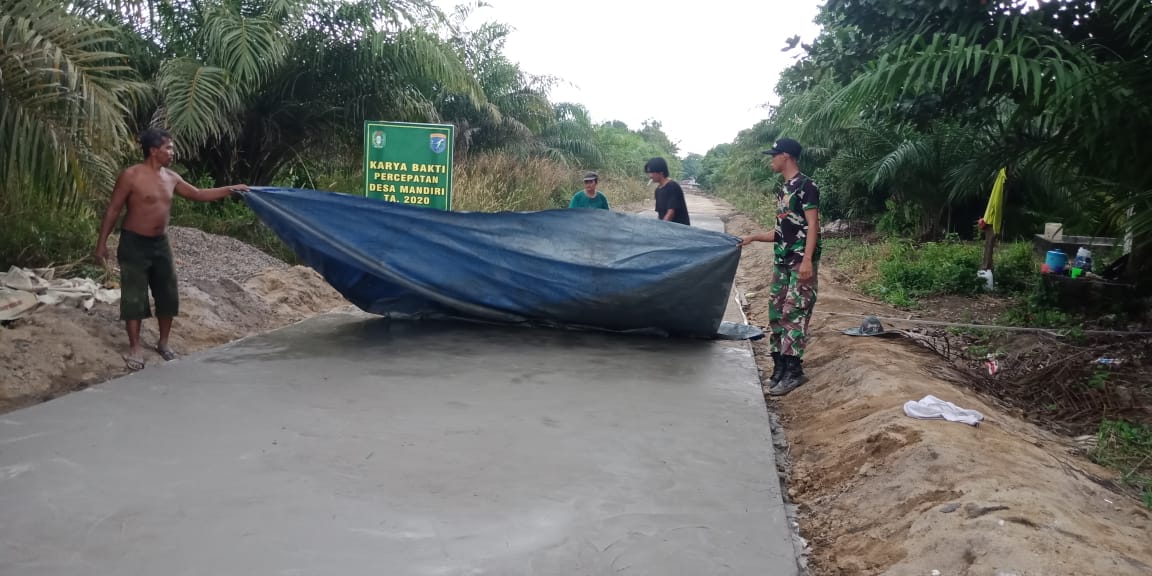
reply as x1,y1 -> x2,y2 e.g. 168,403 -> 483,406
823,238 -> 1039,307
992,241 -> 1038,294
0,196 -> 98,269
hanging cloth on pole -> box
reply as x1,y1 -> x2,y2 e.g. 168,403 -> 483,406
982,167 -> 1007,235
980,167 -> 1008,273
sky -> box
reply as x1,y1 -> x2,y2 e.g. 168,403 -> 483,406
436,0 -> 822,157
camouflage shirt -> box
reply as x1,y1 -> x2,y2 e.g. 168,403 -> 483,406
774,173 -> 821,267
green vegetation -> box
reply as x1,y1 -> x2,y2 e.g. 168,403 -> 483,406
452,152 -> 650,213
0,0 -> 679,270
824,237 -> 1039,309
701,0 -> 1152,290
1093,419 -> 1152,509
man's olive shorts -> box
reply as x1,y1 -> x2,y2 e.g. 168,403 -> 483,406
117,230 -> 179,320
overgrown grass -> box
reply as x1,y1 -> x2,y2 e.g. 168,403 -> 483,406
0,195 -> 99,270
720,184 -> 1066,321
1092,419 -> 1152,509
452,152 -> 648,212
996,278 -> 1077,328
824,237 -> 1038,308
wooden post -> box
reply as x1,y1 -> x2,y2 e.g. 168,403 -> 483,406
982,226 -> 996,271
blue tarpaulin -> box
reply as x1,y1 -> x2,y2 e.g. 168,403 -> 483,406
242,187 -> 758,339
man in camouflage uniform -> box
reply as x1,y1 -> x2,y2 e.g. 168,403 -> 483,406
739,138 -> 821,396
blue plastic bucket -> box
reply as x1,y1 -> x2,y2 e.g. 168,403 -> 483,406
1045,250 -> 1068,273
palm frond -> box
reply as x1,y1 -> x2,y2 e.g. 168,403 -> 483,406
156,57 -> 241,147
795,19 -> 1100,143
0,0 -> 144,204
870,137 -> 933,190
201,4 -> 287,86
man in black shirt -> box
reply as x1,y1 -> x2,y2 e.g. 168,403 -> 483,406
645,157 -> 690,226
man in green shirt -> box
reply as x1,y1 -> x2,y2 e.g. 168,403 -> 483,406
568,172 -> 610,210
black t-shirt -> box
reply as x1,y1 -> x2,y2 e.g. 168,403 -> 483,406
774,173 -> 821,267
654,181 -> 690,226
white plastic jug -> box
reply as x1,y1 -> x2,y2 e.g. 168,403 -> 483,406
1074,247 -> 1093,272
977,269 -> 994,291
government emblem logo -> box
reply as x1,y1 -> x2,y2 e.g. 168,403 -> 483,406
429,133 -> 447,154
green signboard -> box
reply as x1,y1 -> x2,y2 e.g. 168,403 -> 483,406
363,121 -> 454,210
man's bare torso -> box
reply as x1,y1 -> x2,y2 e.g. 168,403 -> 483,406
121,164 -> 179,236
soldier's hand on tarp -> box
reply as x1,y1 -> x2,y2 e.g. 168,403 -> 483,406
229,185 -> 250,199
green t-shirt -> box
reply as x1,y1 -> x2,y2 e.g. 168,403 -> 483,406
569,190 -> 610,210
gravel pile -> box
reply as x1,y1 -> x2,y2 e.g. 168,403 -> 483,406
165,226 -> 288,283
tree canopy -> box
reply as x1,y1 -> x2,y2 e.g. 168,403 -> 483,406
1,0 -> 682,198
703,0 -> 1152,250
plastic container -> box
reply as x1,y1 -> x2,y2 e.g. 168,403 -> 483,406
1045,250 -> 1068,273
977,269 -> 994,291
1074,247 -> 1093,272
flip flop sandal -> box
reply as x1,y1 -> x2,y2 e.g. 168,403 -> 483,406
123,355 -> 145,371
155,346 -> 179,362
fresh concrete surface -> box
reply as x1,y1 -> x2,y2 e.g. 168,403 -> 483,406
0,314 -> 795,575
1,197 -> 796,575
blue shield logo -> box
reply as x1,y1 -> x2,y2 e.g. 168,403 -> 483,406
429,133 -> 447,154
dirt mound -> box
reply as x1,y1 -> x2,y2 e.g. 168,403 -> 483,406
727,212 -> 1152,576
1,226 -> 348,413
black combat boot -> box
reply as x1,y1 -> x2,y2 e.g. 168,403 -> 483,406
770,352 -> 786,385
768,355 -> 807,396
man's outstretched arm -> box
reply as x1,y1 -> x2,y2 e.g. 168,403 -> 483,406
739,231 -> 776,246
174,174 -> 249,202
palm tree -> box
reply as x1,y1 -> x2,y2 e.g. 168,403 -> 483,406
436,9 -> 593,163
0,0 -> 145,207
534,102 -> 603,166
785,0 -> 1152,285
78,0 -> 477,186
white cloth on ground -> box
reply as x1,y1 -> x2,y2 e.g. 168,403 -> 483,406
0,266 -> 120,318
903,394 -> 984,426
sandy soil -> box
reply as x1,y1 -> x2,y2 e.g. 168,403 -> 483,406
725,210 -> 1152,576
0,232 -> 348,413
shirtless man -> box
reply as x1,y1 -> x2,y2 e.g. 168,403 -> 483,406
94,128 -> 249,371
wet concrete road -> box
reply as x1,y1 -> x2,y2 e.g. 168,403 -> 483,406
0,198 -> 797,575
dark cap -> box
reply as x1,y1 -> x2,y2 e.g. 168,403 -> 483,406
763,138 -> 803,159
843,315 -> 887,337
582,171 -> 599,181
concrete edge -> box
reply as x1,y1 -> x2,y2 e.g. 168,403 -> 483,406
728,289 -> 810,576
717,211 -> 811,575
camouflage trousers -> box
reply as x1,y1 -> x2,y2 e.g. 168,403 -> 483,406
768,263 -> 819,358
